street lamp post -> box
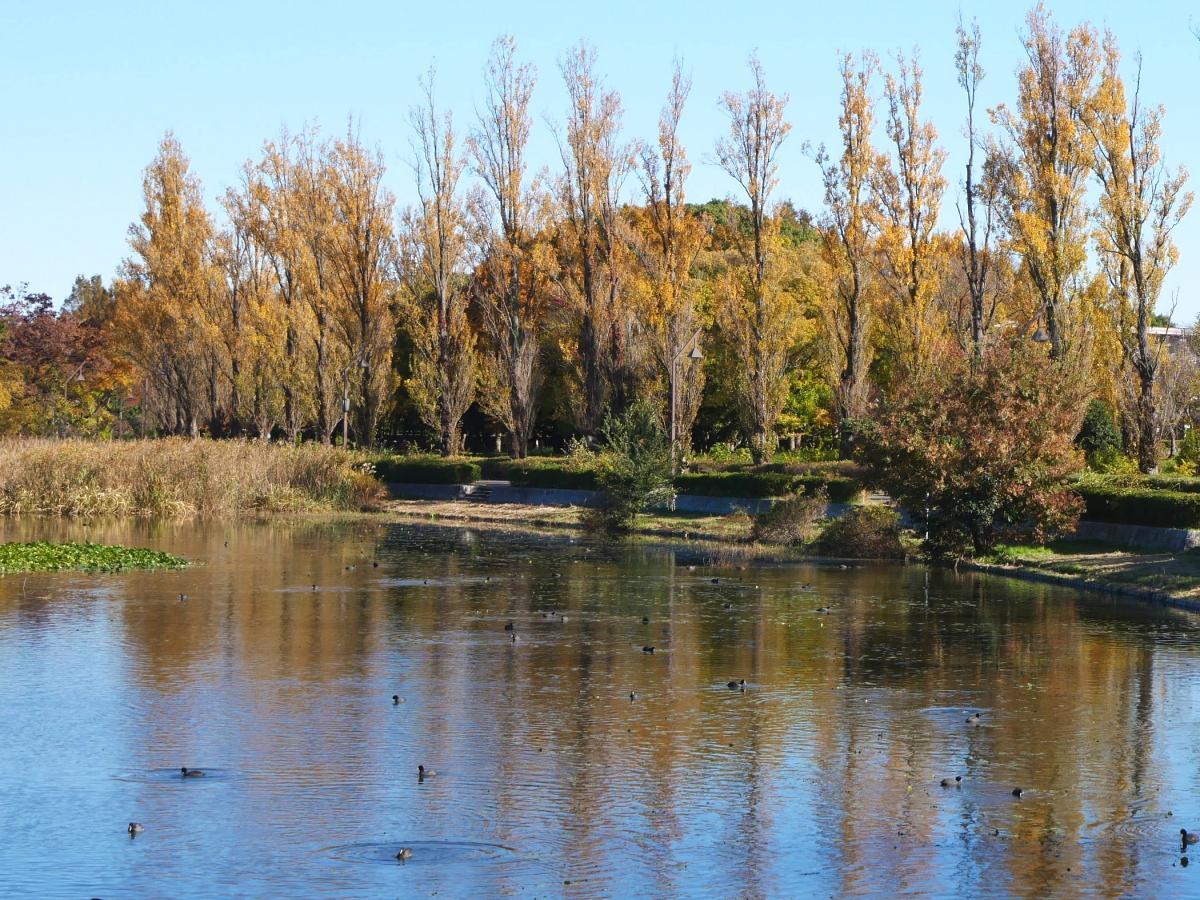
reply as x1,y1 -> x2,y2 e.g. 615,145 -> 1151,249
342,352 -> 369,447
669,329 -> 704,474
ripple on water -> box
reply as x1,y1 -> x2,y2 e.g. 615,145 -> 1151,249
375,576 -> 495,588
323,839 -> 517,866
113,767 -> 241,784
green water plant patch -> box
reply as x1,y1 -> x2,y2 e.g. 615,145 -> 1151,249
0,541 -> 188,574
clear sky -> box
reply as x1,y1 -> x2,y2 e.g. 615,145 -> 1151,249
3,0 -> 1199,318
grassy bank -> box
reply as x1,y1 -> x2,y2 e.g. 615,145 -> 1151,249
975,541 -> 1200,605
385,497 -> 1199,605
0,541 -> 188,573
0,438 -> 385,518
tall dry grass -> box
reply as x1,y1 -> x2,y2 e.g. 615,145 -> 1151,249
0,438 -> 385,518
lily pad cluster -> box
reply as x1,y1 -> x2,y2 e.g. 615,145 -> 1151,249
0,541 -> 187,574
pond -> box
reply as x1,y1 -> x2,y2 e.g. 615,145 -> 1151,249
1,517 -> 1199,897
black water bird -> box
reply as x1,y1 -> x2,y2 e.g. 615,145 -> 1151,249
629,691 -> 637,701
966,712 -> 982,725
181,767 -> 204,777
128,822 -> 145,835
504,621 -> 515,632
940,776 -> 963,788
418,765 -> 436,779
1183,829 -> 1199,846
641,616 -> 650,624
727,679 -> 746,690
1011,788 -> 1024,798
178,594 -> 188,602
396,847 -> 413,862
392,695 -> 403,705
642,645 -> 655,653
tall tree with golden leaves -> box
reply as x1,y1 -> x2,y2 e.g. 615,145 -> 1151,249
714,55 -> 797,463
400,71 -> 476,456
116,133 -> 218,437
327,126 -> 396,447
294,127 -> 345,444
554,41 -> 631,435
954,18 -> 1000,366
249,131 -> 309,440
817,53 -> 879,458
988,4 -> 1100,361
872,50 -> 947,383
1086,34 -> 1192,471
629,61 -> 707,465
470,36 -> 551,458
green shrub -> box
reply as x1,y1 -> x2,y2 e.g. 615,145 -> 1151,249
816,506 -> 905,559
591,399 -> 675,533
751,490 -> 826,545
1077,399 -> 1122,458
372,456 -> 481,485
1075,483 -> 1200,528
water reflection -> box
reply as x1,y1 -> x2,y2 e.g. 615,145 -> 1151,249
0,517 -> 1198,897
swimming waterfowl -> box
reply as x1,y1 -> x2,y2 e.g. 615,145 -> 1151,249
178,594 -> 188,602
711,578 -> 720,584
395,847 -> 413,861
966,713 -> 982,725
727,679 -> 746,690
816,607 -> 829,613
128,822 -> 145,835
372,561 -> 379,568
642,645 -> 655,653
629,691 -> 637,701
641,616 -> 650,624
723,603 -> 733,609
1183,829 -> 1199,845
417,765 -> 436,778
940,776 -> 962,788
1011,787 -> 1024,798
504,621 -> 515,632
392,695 -> 402,705
312,584 -> 318,591
181,767 -> 204,777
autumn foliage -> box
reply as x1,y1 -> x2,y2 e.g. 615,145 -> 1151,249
2,8 -> 1196,496
854,339 -> 1086,555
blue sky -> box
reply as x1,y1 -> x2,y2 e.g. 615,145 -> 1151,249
3,0 -> 1199,318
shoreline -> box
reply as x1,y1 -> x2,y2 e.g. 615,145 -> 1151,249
384,498 -> 1200,610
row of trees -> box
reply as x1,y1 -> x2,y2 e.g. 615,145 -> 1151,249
3,6 -> 1196,473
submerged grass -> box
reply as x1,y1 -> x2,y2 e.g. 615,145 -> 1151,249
0,438 -> 386,518
0,541 -> 188,573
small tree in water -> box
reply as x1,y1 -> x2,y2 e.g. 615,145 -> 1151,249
593,398 -> 676,533
855,339 -> 1085,556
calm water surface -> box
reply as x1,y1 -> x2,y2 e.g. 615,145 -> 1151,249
2,517 -> 1200,898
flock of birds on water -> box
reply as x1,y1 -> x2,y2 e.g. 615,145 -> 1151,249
129,549 -> 1200,866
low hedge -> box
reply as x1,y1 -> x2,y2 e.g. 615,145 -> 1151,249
1085,473 -> 1200,494
1076,483 -> 1200,528
481,458 -> 599,490
372,456 -> 481,485
372,454 -> 863,501
672,472 -> 800,498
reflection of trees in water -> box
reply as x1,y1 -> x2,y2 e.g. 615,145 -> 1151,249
4,518 -> 1193,895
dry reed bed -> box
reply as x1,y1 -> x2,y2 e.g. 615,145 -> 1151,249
0,438 -> 384,517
